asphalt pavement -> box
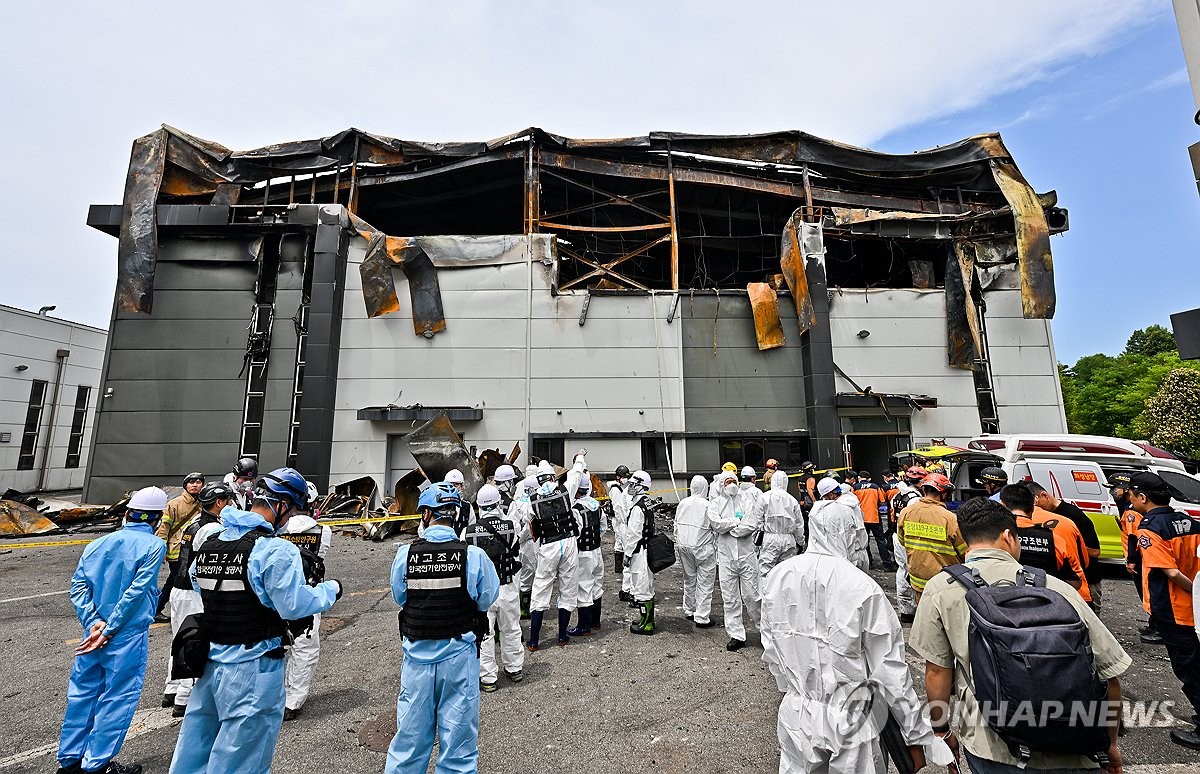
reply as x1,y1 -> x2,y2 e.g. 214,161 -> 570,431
2,531 -> 1199,773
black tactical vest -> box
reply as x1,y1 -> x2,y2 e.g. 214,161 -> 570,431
173,512 -> 220,591
629,496 -> 656,553
194,528 -> 288,645
575,501 -> 602,552
401,539 -> 476,640
531,487 -> 577,543
279,526 -> 327,585
463,511 -> 519,585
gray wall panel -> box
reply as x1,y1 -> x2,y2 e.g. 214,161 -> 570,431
109,319 -> 249,350
106,350 -> 250,382
681,295 -> 807,432
92,441 -> 241,480
149,262 -> 259,291
92,410 -> 268,445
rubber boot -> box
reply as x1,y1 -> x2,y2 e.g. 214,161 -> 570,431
642,599 -> 656,635
527,610 -> 543,651
567,604 -> 592,637
557,608 -> 572,646
520,589 -> 531,620
592,599 -> 602,630
629,600 -> 653,635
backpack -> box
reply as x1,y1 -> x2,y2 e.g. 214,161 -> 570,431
943,564 -> 1110,765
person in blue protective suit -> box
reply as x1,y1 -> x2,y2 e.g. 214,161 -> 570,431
57,486 -> 169,774
386,481 -> 500,774
168,467 -> 343,774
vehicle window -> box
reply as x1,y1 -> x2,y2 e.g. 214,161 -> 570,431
1159,471 -> 1200,505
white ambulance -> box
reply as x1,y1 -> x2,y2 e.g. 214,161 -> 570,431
966,434 -> 1200,562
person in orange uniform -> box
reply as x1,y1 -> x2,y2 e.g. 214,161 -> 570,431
896,474 -> 967,600
853,471 -> 896,571
1108,471 -> 1163,643
998,484 -> 1090,604
1132,471 -> 1200,750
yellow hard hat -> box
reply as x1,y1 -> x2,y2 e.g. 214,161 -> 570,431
721,462 -> 737,473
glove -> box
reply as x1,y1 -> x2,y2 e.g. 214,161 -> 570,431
330,579 -> 344,600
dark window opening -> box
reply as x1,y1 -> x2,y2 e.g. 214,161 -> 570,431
532,437 -> 565,467
18,380 -> 48,471
718,436 -> 810,470
823,237 -> 949,290
641,438 -> 671,472
65,386 -> 90,469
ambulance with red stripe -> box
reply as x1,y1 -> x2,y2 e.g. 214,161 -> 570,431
966,434 -> 1200,563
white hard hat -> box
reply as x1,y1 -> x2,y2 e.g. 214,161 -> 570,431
520,476 -> 539,494
537,460 -> 556,476
816,477 -> 841,497
443,469 -> 465,485
128,486 -> 168,513
740,466 -> 756,479
631,470 -> 652,488
493,464 -> 517,483
476,484 -> 501,508
525,464 -> 539,478
306,481 -> 320,505
576,478 -> 592,496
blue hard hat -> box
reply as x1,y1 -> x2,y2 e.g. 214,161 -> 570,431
418,481 -> 462,513
255,467 -> 309,509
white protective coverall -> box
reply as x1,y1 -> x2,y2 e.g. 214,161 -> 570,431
607,480 -> 631,595
759,471 -> 803,577
625,494 -> 655,604
674,475 -> 717,624
890,484 -> 919,617
528,459 -> 586,612
513,477 -> 538,595
164,515 -> 224,708
279,513 -> 333,712
472,502 -> 525,684
707,479 -> 763,642
807,499 -> 869,570
761,553 -> 952,773
836,488 -> 870,570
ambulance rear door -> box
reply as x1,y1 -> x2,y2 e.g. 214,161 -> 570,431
1025,460 -> 1122,561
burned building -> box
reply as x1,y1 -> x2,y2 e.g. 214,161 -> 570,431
84,126 -> 1068,502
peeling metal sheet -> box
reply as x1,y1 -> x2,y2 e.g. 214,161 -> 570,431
353,216 -> 446,335
416,234 -> 552,268
0,499 -> 57,537
116,131 -> 167,313
990,159 -> 1055,319
404,413 -> 485,502
747,282 -> 786,351
945,246 -> 980,370
779,212 -> 818,334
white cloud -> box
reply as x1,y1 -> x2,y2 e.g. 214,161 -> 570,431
0,0 -> 1168,326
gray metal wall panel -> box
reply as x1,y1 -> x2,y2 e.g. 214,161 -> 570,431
681,295 -> 807,432
105,349 -> 249,382
132,290 -> 253,321
92,410 -> 270,445
92,441 -> 241,479
150,262 -> 258,291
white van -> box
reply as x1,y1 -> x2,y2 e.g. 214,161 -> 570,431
966,434 -> 1200,562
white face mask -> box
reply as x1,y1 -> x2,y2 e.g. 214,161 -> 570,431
724,483 -> 739,497
539,481 -> 557,496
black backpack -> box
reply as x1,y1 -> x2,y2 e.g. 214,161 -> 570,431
944,564 -> 1110,765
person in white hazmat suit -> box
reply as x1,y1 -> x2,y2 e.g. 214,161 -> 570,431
739,466 -> 765,510
836,483 -> 871,570
513,475 -> 538,618
162,482 -> 232,716
624,470 -> 659,635
760,551 -> 954,773
463,483 -> 524,691
525,455 -> 587,648
707,470 -> 764,651
759,471 -> 804,577
808,479 -> 869,569
567,477 -> 605,635
607,465 -> 632,603
674,475 -> 718,628
277,480 -> 334,720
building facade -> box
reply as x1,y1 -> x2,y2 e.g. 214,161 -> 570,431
84,127 -> 1067,502
1,305 -> 106,492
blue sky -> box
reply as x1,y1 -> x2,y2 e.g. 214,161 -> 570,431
879,13 -> 1200,364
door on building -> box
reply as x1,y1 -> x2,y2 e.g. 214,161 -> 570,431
839,414 -> 912,477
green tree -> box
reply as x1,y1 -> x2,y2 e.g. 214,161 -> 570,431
1132,368 -> 1200,457
1059,326 -> 1196,438
1124,324 -> 1176,357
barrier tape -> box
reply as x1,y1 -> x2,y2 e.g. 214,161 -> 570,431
2,538 -> 94,551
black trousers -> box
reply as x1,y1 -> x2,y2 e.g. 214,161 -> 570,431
1161,620 -> 1200,717
155,559 -> 180,615
865,522 -> 895,567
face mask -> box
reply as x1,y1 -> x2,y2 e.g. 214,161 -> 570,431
539,481 -> 556,496
724,483 -> 739,497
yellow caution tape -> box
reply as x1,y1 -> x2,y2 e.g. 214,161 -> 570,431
320,512 -> 423,527
3,538 -> 94,550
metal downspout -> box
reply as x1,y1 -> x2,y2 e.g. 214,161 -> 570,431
38,349 -> 69,491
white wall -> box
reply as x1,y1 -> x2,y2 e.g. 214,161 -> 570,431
829,287 -> 1065,446
330,235 -> 686,488
0,306 -> 107,491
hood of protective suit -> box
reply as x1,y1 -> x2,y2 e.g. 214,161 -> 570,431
690,475 -> 708,498
806,502 -> 845,558
219,505 -> 269,531
770,471 -> 788,491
